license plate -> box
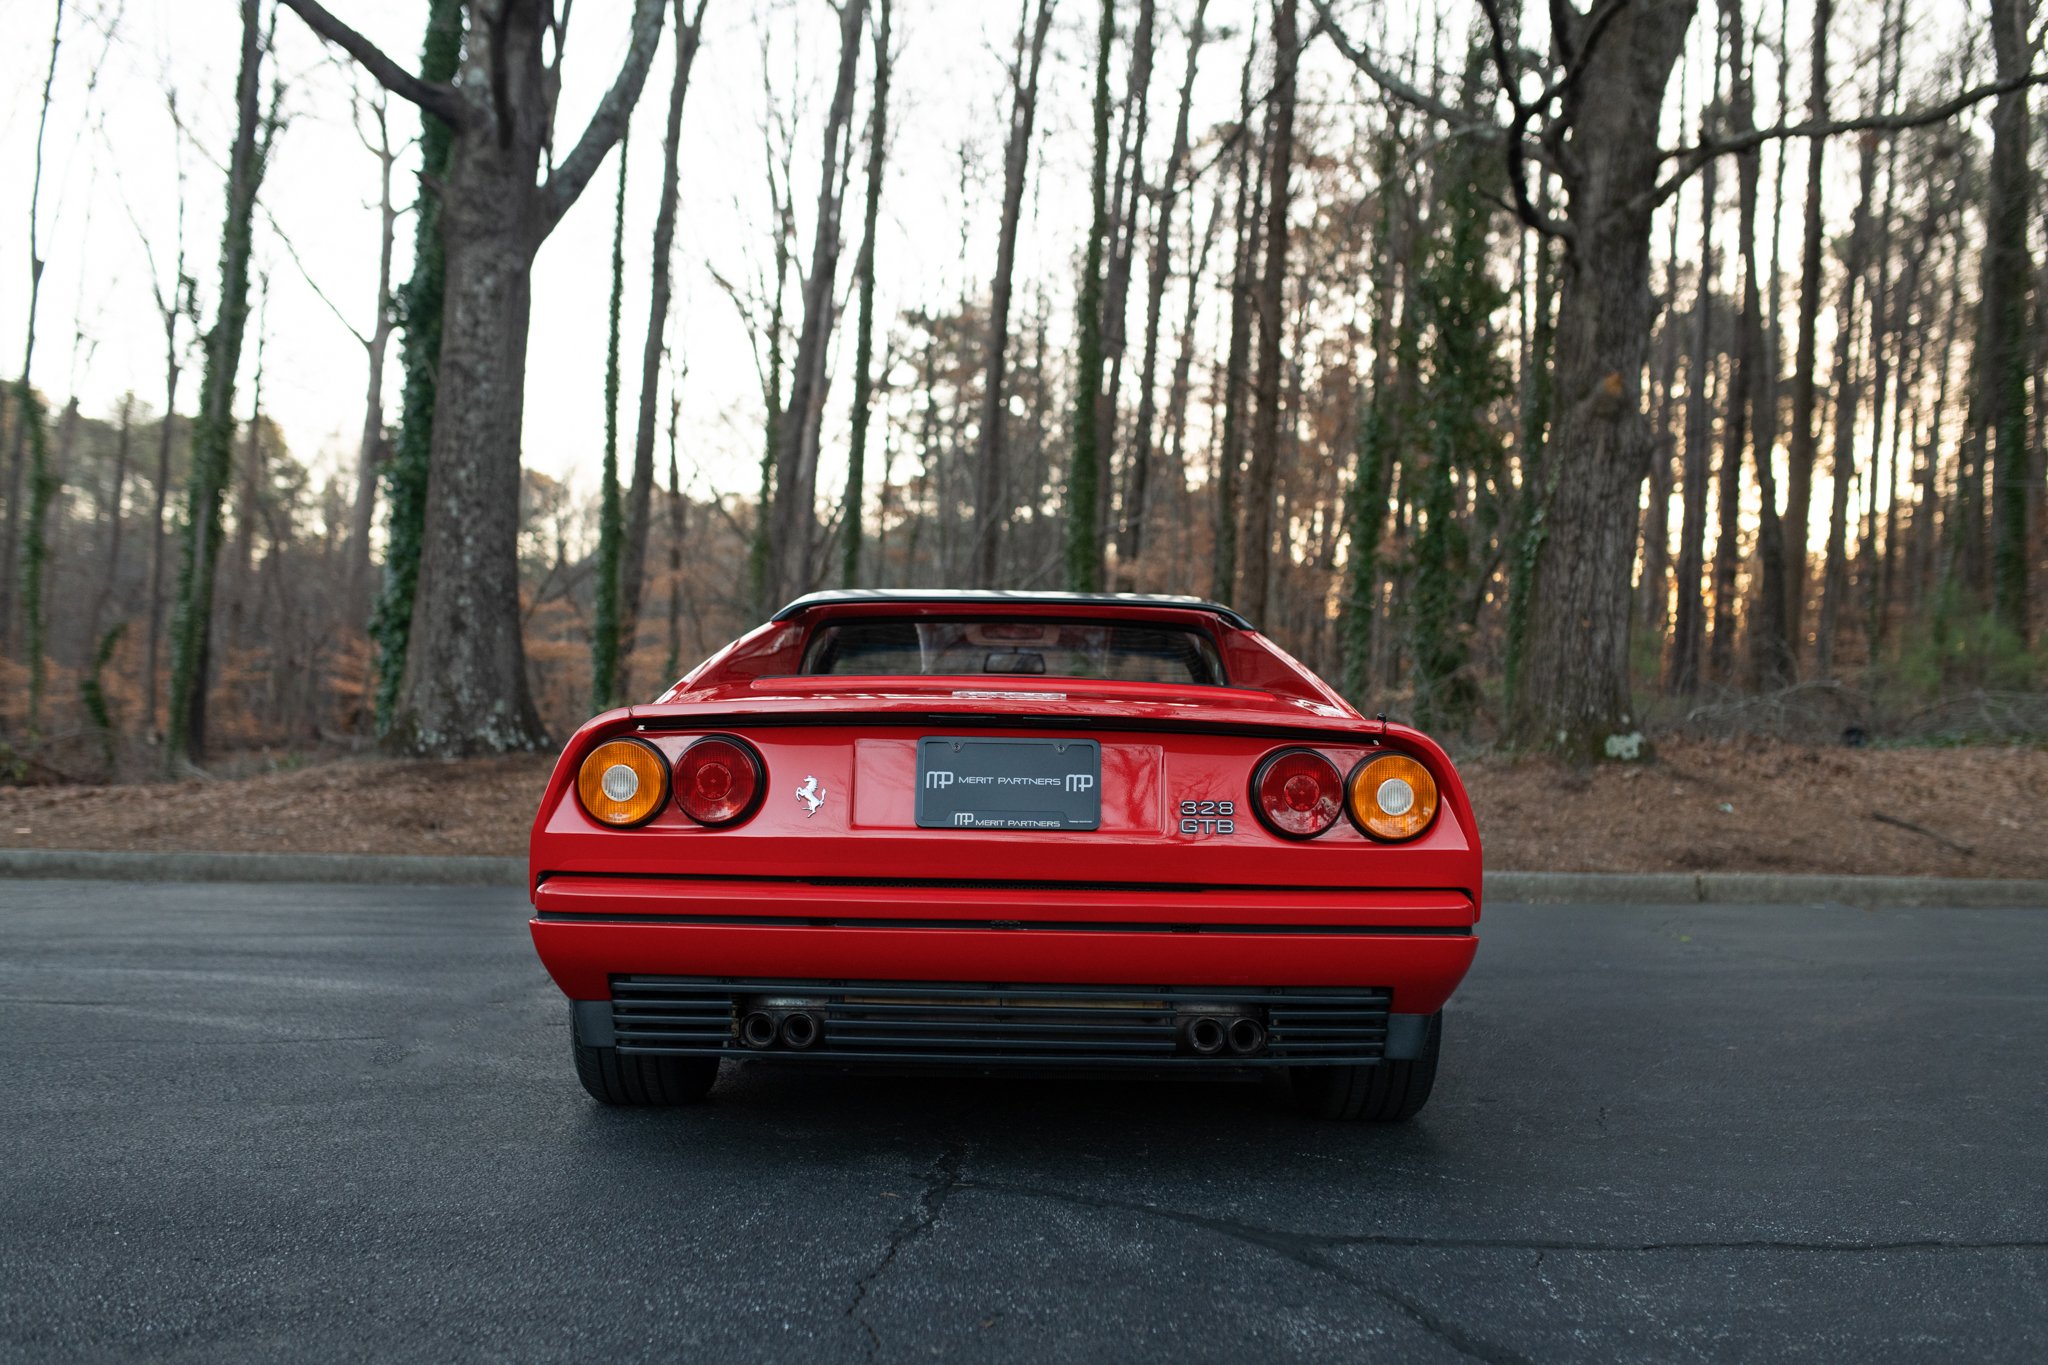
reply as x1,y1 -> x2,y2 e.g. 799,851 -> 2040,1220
915,736 -> 1101,830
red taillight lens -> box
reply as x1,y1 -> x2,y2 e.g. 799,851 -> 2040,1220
1251,748 -> 1344,839
673,735 -> 765,826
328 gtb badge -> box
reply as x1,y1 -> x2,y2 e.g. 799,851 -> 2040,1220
1178,799 -> 1236,836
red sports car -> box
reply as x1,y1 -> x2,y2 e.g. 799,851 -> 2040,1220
528,591 -> 1481,1120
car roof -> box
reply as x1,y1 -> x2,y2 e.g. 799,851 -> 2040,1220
771,590 -> 1256,632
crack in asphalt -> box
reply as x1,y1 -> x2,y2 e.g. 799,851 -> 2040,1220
957,1180 -> 2048,1258
846,1138 -> 969,1361
948,1179 -> 1528,1364
931,1178 -> 2048,1363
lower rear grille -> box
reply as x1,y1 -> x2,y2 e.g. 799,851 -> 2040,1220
608,977 -> 1392,1067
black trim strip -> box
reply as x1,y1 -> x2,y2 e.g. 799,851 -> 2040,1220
537,910 -> 1470,936
537,870 -> 1479,899
630,711 -> 1382,744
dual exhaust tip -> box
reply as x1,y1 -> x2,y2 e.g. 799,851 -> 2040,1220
1179,1013 -> 1267,1057
740,1007 -> 824,1050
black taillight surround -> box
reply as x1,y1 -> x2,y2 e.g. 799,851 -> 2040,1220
1248,747 -> 1346,840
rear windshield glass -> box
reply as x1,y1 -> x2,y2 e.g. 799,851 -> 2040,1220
800,619 -> 1227,686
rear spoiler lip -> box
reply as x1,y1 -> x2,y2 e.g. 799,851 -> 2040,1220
624,709 -> 1390,745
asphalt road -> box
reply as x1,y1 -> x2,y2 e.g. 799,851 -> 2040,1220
2,882 -> 2043,1363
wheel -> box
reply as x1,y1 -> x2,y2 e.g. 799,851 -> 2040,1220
1290,1012 -> 1441,1121
571,1007 -> 720,1106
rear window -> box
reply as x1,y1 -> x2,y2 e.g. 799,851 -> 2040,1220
800,618 -> 1227,686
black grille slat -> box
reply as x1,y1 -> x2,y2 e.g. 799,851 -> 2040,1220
607,977 -> 1391,1066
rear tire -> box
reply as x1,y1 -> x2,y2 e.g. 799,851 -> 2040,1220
1290,1011 -> 1441,1121
571,1008 -> 720,1106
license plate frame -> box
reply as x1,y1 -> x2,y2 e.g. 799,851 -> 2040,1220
914,736 -> 1101,830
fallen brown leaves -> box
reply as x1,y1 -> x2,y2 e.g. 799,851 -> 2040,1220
0,739 -> 2041,878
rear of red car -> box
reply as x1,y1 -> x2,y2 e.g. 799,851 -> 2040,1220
528,592 -> 1481,1120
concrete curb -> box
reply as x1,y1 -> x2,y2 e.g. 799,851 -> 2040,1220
1,848 -> 2043,907
1485,870 -> 2048,908
0,849 -> 524,886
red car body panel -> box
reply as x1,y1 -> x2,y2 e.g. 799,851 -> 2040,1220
528,593 -> 1483,1054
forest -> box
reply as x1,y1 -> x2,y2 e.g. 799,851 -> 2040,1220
0,0 -> 2043,780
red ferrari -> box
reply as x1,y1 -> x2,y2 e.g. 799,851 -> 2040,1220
528,591 -> 1481,1120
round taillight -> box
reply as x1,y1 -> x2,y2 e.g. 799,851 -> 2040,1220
1250,748 -> 1344,839
1347,752 -> 1440,841
673,735 -> 765,827
575,738 -> 670,828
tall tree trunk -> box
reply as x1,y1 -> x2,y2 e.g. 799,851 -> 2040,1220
366,0 -> 461,735
282,0 -> 670,754
167,0 -> 271,767
1236,0 -> 1299,626
1708,10 -> 1745,683
592,131 -> 630,712
1862,0 -> 1907,655
621,0 -> 708,668
1984,0 -> 2035,635
1508,0 -> 1696,756
1816,135 -> 1878,677
1066,0 -> 1116,592
1724,0 -> 1793,686
1099,0 -> 1159,576
3,0 -> 63,662
26,395 -> 75,724
345,91 -> 400,623
769,0 -> 866,605
664,384 -> 685,681
1640,59 -> 1688,646
1212,25 -> 1264,604
842,0 -> 891,588
1670,119 -> 1718,695
144,328 -> 182,736
1781,0 -> 1831,662
973,0 -> 1056,586
748,118 -> 794,616
88,394 -> 136,649
1123,0 -> 1209,576
1162,170 -> 1222,559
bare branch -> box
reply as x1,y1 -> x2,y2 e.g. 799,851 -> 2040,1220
1474,0 -> 1573,241
542,0 -> 669,229
1309,0 -> 1466,124
1645,67 -> 2048,208
277,0 -> 468,127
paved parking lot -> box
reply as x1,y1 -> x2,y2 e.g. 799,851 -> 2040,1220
2,880 -> 2043,1362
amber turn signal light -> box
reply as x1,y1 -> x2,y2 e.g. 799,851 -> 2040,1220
1347,753 -> 1440,841
576,738 -> 671,828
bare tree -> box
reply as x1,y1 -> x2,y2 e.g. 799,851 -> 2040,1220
1983,0 -> 2037,633
1670,95 -> 1719,695
1122,0 -> 1211,576
842,0 -> 893,588
1781,0 -> 1832,662
767,0 -> 867,604
282,0 -> 669,753
1066,0 -> 1116,592
342,84 -> 403,622
1237,0 -> 1300,625
619,0 -> 710,684
167,0 -> 277,767
973,0 -> 1057,586
3,0 -> 65,663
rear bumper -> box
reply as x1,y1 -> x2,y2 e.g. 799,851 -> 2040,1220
529,874 -> 1478,1015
